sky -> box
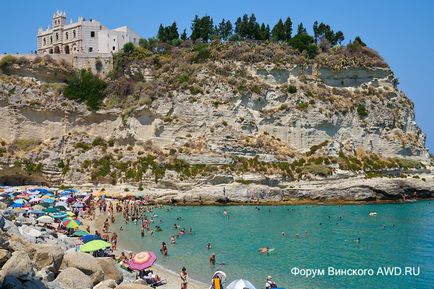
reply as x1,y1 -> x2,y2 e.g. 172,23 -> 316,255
1,0 -> 434,152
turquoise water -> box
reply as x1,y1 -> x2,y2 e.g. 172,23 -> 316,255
114,202 -> 434,289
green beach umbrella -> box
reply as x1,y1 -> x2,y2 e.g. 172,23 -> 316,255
79,240 -> 111,252
44,207 -> 59,213
73,230 -> 90,237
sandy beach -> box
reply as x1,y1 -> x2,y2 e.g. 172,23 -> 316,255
85,208 -> 209,289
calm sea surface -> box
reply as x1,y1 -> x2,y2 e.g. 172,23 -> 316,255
114,202 -> 434,289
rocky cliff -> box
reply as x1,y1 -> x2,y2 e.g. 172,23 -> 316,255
0,42 -> 432,201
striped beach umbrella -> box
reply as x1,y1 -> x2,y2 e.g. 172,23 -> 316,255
128,251 -> 157,271
63,219 -> 81,229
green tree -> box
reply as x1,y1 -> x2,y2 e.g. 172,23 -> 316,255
180,29 -> 187,41
123,42 -> 135,54
283,17 -> 293,40
217,19 -> 233,40
191,15 -> 214,42
354,36 -> 366,46
296,23 -> 307,36
271,19 -> 285,41
288,34 -> 317,58
64,69 -> 107,111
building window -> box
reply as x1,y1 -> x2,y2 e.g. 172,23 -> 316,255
65,32 -> 68,40
89,47 -> 93,52
90,31 -> 95,37
43,38 -> 46,46
50,36 -> 53,44
56,33 -> 59,41
73,30 -> 76,38
112,46 -> 116,51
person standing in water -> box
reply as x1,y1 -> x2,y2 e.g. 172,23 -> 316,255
207,242 -> 212,250
209,253 -> 216,266
160,242 -> 168,256
180,267 -> 188,289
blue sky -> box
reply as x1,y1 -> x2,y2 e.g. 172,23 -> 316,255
1,0 -> 434,152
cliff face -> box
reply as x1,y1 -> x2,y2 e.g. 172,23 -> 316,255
0,43 -> 431,189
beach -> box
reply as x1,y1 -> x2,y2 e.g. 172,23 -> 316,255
85,205 -> 209,289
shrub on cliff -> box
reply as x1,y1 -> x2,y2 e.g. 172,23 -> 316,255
64,69 -> 107,111
0,55 -> 17,72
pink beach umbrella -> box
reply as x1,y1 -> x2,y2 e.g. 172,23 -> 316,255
128,251 -> 157,271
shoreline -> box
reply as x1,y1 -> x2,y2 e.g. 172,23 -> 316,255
86,207 -> 209,289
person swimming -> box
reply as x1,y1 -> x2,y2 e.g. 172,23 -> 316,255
258,247 -> 269,254
207,242 -> 212,250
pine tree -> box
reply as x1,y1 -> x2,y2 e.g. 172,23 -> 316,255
180,29 -> 187,41
271,19 -> 285,41
313,21 -> 319,43
296,23 -> 307,36
283,17 -> 292,40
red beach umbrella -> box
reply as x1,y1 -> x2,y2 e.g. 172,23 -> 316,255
128,251 -> 157,271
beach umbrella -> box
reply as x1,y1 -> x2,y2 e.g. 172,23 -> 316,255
32,205 -> 45,210
73,230 -> 90,237
79,240 -> 111,252
72,202 -> 84,208
29,198 -> 42,203
36,215 -> 54,224
81,234 -> 101,243
64,221 -> 79,229
13,199 -> 27,204
16,194 -> 29,200
63,219 -> 81,229
44,207 -> 59,214
52,212 -> 68,219
42,198 -> 55,204
55,201 -> 69,207
29,210 -> 46,215
226,279 -> 256,289
55,206 -> 68,211
66,211 -> 75,217
10,203 -> 23,208
128,251 -> 157,271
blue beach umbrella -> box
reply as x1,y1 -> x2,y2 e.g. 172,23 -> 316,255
10,203 -> 23,208
81,234 -> 101,243
29,210 -> 46,215
42,198 -> 55,204
13,199 -> 27,204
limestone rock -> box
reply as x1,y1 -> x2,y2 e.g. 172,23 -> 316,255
62,252 -> 104,285
0,251 -> 34,282
96,257 -> 123,284
30,244 -> 64,273
0,248 -> 11,267
55,267 -> 93,289
94,279 -> 118,289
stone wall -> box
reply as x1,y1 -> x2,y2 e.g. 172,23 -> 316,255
0,53 -> 113,76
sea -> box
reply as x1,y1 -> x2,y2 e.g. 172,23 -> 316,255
114,201 -> 434,289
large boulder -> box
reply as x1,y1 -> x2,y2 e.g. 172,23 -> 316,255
61,252 -> 104,285
0,251 -> 35,283
30,244 -> 64,273
54,267 -> 93,289
96,257 -> 123,284
94,279 -> 118,289
0,248 -> 11,266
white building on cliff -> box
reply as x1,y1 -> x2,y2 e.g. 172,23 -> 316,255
37,11 -> 141,55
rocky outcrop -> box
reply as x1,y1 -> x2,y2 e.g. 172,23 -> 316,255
96,257 -> 123,284
61,252 -> 105,285
0,219 -> 126,289
53,267 -> 93,289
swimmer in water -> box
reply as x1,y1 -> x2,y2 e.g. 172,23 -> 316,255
223,209 -> 228,217
281,231 -> 286,237
258,247 -> 269,254
207,242 -> 211,250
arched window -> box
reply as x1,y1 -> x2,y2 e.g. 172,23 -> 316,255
65,32 -> 68,40
43,38 -> 46,46
56,33 -> 59,41
73,30 -> 76,38
50,36 -> 53,44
